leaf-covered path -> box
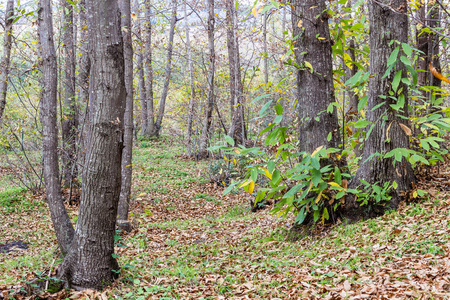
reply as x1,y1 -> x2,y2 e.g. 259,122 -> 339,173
1,139 -> 450,299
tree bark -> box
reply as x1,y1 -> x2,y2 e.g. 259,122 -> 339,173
38,0 -> 75,256
0,0 -> 14,125
198,0 -> 215,156
184,0 -> 196,157
77,0 -> 91,168
151,0 -> 177,137
144,0 -> 154,137
117,0 -> 134,232
345,0 -> 413,222
135,7 -> 147,136
61,0 -> 79,187
428,1 -> 441,97
291,0 -> 340,153
58,0 -> 126,290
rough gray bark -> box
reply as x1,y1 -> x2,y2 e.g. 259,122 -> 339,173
38,0 -> 75,256
77,0 -> 91,166
416,2 -> 428,94
345,0 -> 413,221
61,0 -> 79,187
347,40 -> 359,113
151,0 -> 177,137
144,0 -> 154,136
117,0 -> 133,232
198,0 -> 215,156
58,0 -> 126,289
291,0 -> 340,153
428,1 -> 441,93
226,0 -> 245,146
184,0 -> 196,157
0,0 -> 14,124
263,11 -> 269,87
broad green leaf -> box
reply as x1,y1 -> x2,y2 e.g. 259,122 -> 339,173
387,46 -> 400,67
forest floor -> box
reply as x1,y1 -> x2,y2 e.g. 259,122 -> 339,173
1,137 -> 450,299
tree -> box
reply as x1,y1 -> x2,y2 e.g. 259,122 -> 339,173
151,0 -> 178,137
345,0 -> 413,221
143,0 -> 154,137
184,0 -> 196,157
291,0 -> 340,153
60,0 -> 79,187
135,4 -> 148,136
198,0 -> 215,157
57,0 -> 126,289
117,0 -> 134,232
38,0 -> 75,257
0,0 -> 14,124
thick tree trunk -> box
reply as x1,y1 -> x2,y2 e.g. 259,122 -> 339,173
58,0 -> 126,290
144,0 -> 154,137
226,0 -> 245,146
38,0 -> 75,256
198,0 -> 215,156
117,0 -> 134,232
344,0 -> 414,222
184,0 -> 196,157
77,0 -> 91,168
291,0 -> 340,153
0,0 -> 14,125
151,0 -> 177,137
61,0 -> 79,187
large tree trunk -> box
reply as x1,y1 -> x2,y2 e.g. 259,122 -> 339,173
61,0 -> 79,187
144,0 -> 154,137
184,0 -> 196,157
0,0 -> 14,124
77,0 -> 91,169
292,0 -> 340,153
344,0 -> 413,222
226,0 -> 245,146
38,0 -> 75,256
58,0 -> 126,290
151,0 -> 177,137
117,0 -> 134,232
198,0 -> 215,156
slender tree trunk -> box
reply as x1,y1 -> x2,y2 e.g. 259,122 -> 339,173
151,0 -> 177,137
61,0 -> 79,187
227,0 -> 245,146
198,0 -> 215,156
345,0 -> 413,222
292,0 -> 340,153
136,8 -> 148,136
77,0 -> 91,168
416,2 -> 428,95
117,0 -> 134,232
263,11 -> 269,87
38,0 -> 75,256
0,0 -> 14,124
428,0 -> 441,100
144,0 -> 154,136
184,0 -> 196,157
58,0 -> 126,289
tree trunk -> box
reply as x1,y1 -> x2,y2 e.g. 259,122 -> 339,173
0,0 -> 14,125
77,0 -> 91,169
291,0 -> 340,153
184,0 -> 196,157
226,0 -> 245,146
198,0 -> 215,156
38,0 -> 75,256
144,0 -> 154,137
345,0 -> 413,222
416,2 -> 428,95
428,0 -> 441,102
117,0 -> 134,232
136,7 -> 147,136
58,0 -> 126,290
61,0 -> 79,187
151,0 -> 177,137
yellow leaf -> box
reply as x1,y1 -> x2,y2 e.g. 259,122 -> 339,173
317,36 -> 326,40
430,62 -> 450,84
233,158 -> 237,165
248,181 -> 255,194
343,52 -> 352,70
399,123 -> 412,136
252,5 -> 260,18
215,13 -> 219,18
386,121 -> 393,140
315,191 -> 323,203
263,168 -> 272,179
131,13 -> 137,20
224,156 -> 228,161
297,20 -> 303,27
328,182 -> 340,187
311,145 -> 324,157
360,110 -> 365,118
304,61 -> 313,73
413,191 -> 418,198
